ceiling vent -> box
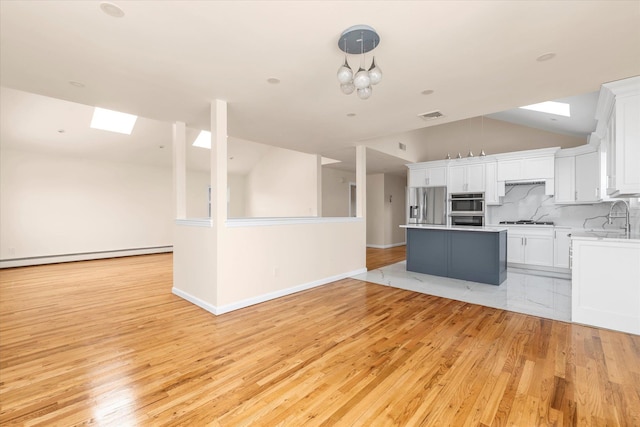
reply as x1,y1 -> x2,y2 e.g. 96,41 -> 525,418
418,110 -> 444,121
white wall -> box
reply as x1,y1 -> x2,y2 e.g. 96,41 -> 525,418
364,117 -> 586,163
322,167 -> 356,217
384,174 -> 407,246
367,173 -> 385,247
187,169 -> 210,218
244,146 -> 319,217
228,173 -> 246,218
0,148 -> 172,261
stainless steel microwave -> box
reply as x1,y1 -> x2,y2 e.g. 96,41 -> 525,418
449,192 -> 485,215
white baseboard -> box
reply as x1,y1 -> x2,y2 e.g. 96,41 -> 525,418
366,242 -> 406,249
0,246 -> 173,269
172,267 -> 368,316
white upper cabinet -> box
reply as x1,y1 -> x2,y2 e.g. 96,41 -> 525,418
484,161 -> 500,205
407,163 -> 447,187
595,76 -> 640,197
575,151 -> 600,202
426,166 -> 447,187
497,156 -> 555,181
554,145 -> 600,204
554,155 -> 575,203
448,162 -> 486,193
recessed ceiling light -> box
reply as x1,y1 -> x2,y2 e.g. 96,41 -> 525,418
346,112 -> 356,117
536,52 -> 556,62
193,131 -> 212,149
421,89 -> 434,95
267,78 -> 280,84
69,81 -> 85,88
90,107 -> 137,134
100,2 -> 125,18
519,101 -> 570,117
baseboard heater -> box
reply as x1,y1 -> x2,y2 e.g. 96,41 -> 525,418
0,246 -> 173,269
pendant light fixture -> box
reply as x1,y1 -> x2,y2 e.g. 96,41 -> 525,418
337,25 -> 382,100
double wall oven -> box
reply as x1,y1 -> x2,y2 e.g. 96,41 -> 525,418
449,192 -> 485,226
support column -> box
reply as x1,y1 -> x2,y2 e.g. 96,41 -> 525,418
211,100 -> 228,224
356,145 -> 366,218
172,121 -> 186,219
316,154 -> 322,217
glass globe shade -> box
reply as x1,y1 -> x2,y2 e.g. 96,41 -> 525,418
337,60 -> 353,84
368,58 -> 382,85
357,86 -> 372,100
353,68 -> 371,90
340,82 -> 355,95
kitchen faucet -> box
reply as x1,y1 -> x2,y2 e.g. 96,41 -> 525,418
608,200 -> 631,236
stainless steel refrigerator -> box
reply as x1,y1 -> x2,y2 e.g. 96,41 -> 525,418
407,186 -> 447,225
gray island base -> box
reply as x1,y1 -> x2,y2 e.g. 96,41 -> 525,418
403,225 -> 507,286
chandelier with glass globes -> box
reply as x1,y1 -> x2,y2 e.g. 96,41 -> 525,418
337,25 -> 382,100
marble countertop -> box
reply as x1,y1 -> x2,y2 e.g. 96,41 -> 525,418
401,224 -> 507,233
486,223 -> 554,228
571,230 -> 640,243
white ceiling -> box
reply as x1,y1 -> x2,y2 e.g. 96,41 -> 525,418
1,1 -> 639,167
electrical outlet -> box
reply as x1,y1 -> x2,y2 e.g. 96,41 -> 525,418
9,247 -> 15,256
273,267 -> 279,277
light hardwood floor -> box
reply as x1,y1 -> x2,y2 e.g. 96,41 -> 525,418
1,252 -> 639,426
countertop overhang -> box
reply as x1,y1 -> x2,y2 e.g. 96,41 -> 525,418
571,231 -> 640,243
401,224 -> 507,233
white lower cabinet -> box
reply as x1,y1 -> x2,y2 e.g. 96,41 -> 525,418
572,237 -> 640,335
553,228 -> 572,269
506,227 -> 554,267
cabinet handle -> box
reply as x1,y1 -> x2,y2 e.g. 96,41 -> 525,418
575,190 -> 577,200
426,177 -> 429,185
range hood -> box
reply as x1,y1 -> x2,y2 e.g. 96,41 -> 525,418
498,179 -> 555,197
504,180 -> 546,186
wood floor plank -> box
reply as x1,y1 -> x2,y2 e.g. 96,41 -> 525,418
1,252 -> 639,425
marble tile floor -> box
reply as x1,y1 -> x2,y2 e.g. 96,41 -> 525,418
352,261 -> 571,322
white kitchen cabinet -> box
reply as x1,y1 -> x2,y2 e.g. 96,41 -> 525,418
408,167 -> 426,187
506,226 -> 554,267
572,236 -> 640,335
554,156 -> 575,203
484,161 -> 500,205
448,163 -> 485,193
595,76 -> 640,197
426,166 -> 447,187
553,227 -> 572,269
497,156 -> 555,181
507,234 -> 526,263
408,165 -> 447,187
554,146 -> 600,204
575,151 -> 600,202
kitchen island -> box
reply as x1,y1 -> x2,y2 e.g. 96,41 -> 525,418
401,225 -> 508,285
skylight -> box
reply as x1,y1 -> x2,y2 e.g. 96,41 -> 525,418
90,107 -> 138,134
193,131 -> 212,149
519,101 -> 570,117
321,157 -> 342,165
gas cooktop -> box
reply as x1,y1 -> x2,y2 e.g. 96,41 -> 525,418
499,220 -> 555,225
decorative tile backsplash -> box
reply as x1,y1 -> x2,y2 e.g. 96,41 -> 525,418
486,184 -> 640,233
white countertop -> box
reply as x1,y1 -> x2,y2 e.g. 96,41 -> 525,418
486,223 -> 554,228
401,224 -> 507,232
571,231 -> 640,243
